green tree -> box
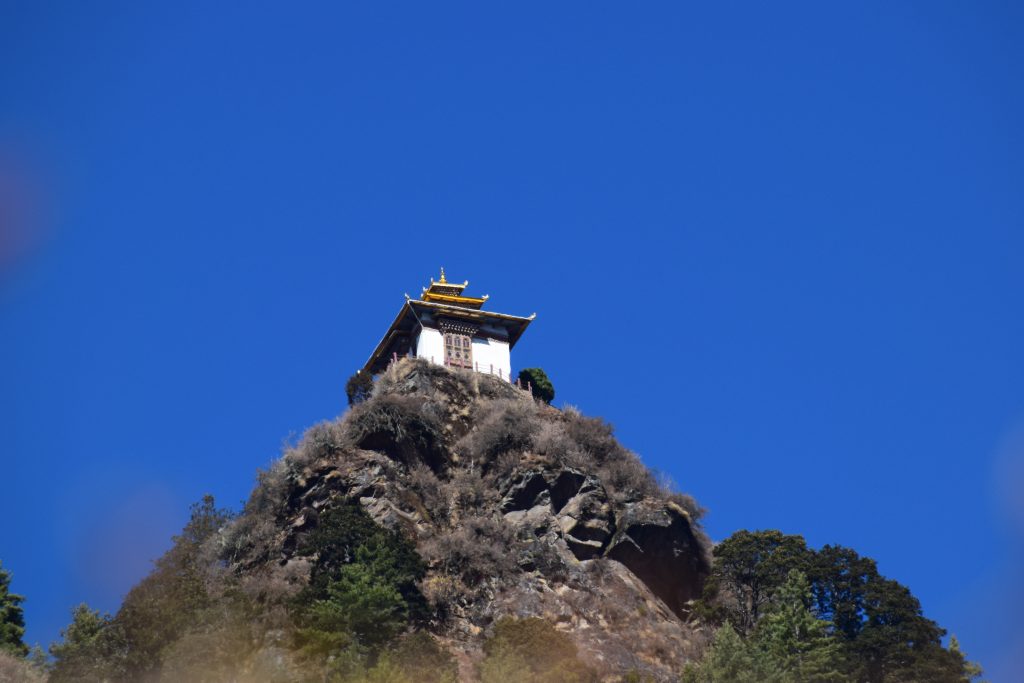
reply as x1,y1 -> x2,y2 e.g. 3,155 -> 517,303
948,636 -> 984,682
696,530 -> 811,635
294,500 -> 428,669
49,604 -> 128,683
754,570 -> 845,682
304,552 -> 409,649
0,561 -> 27,656
298,501 -> 426,617
114,494 -> 233,679
807,545 -> 972,682
517,368 -> 555,403
681,622 -> 762,683
696,530 -> 983,683
852,575 -> 965,683
805,544 -> 875,641
347,370 -> 375,406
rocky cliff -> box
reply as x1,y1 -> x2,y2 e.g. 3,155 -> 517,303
221,358 -> 711,681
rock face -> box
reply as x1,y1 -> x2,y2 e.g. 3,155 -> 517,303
232,359 -> 712,681
606,502 -> 708,616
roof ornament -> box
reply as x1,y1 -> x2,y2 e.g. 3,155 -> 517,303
439,267 -> 447,284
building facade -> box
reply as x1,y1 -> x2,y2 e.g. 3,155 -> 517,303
363,270 -> 534,381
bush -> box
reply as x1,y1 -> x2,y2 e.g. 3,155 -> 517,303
481,617 -> 594,682
517,368 -> 555,403
347,394 -> 447,470
562,412 -> 625,466
595,451 -> 659,503
421,516 -> 517,587
0,649 -> 46,683
407,464 -> 450,523
346,371 -> 375,406
293,420 -> 349,465
532,421 -> 582,464
456,399 -> 537,469
390,631 -> 458,683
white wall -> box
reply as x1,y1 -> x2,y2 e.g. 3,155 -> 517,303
415,327 -> 512,382
471,337 -> 511,381
415,327 -> 445,365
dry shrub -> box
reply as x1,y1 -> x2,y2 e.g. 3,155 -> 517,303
533,421 -> 582,464
563,411 -> 626,465
665,491 -> 705,523
157,617 -> 257,683
249,460 -> 290,517
420,574 -> 466,612
597,451 -> 659,503
450,467 -> 494,513
457,399 -> 538,469
375,357 -> 474,398
286,420 -> 348,469
390,631 -> 458,683
486,451 -> 522,483
0,650 -> 46,683
407,464 -> 451,523
421,515 -> 517,587
346,394 -> 447,470
237,560 -> 311,606
220,505 -> 283,569
561,409 -> 706,517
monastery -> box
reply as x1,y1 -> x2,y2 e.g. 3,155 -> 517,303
363,270 -> 534,381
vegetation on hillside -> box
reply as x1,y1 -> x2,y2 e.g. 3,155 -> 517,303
480,617 -> 595,683
686,530 -> 983,682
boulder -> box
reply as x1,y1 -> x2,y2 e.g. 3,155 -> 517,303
605,501 -> 710,617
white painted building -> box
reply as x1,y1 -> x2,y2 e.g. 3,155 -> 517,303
363,269 -> 534,381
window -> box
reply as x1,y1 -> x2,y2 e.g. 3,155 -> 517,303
444,333 -> 473,369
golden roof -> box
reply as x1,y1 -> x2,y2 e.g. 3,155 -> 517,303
421,267 -> 488,309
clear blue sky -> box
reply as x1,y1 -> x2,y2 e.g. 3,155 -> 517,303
1,2 -> 1022,679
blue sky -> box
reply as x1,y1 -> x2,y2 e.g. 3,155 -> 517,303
1,2 -> 1022,678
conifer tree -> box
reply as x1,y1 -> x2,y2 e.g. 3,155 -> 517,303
948,636 -> 984,682
681,622 -> 762,683
0,561 -> 27,656
754,570 -> 845,682
49,604 -> 127,683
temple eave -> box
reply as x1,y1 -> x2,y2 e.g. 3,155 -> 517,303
421,292 -> 488,307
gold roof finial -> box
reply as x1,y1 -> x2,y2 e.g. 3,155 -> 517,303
439,267 -> 447,284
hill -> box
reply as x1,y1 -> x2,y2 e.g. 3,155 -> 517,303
29,359 -> 981,682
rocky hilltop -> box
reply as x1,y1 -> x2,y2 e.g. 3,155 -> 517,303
36,359 -> 711,683
35,357 -> 981,683
223,358 -> 711,681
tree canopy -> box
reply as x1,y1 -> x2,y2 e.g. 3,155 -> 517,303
693,530 -> 982,683
517,367 -> 555,403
